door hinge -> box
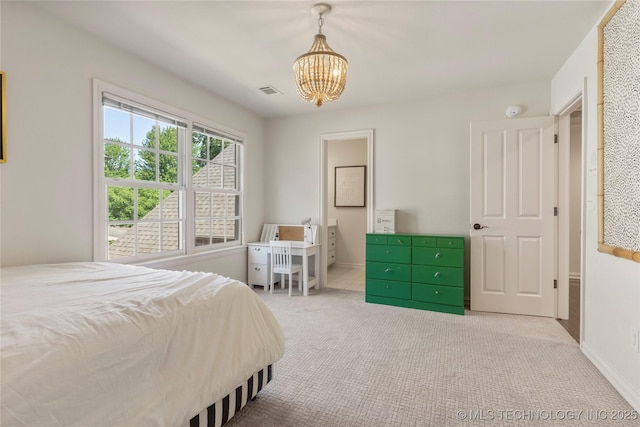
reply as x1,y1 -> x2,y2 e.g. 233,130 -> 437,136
554,207 -> 558,216
554,134 -> 558,144
554,279 -> 558,289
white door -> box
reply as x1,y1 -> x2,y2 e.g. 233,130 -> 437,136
470,116 -> 555,317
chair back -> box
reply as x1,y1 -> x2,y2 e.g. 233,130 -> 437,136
270,240 -> 292,272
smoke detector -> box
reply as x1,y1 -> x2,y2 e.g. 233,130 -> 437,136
505,105 -> 522,118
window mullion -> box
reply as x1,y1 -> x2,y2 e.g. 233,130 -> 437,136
155,121 -> 160,182
184,124 -> 194,254
129,113 -> 135,179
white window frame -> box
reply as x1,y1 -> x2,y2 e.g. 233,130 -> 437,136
93,79 -> 245,263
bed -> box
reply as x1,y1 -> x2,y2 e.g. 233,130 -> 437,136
0,262 -> 285,426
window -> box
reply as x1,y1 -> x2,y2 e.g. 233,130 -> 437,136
95,82 -> 243,262
192,126 -> 241,248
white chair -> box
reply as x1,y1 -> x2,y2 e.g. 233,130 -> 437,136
269,240 -> 303,296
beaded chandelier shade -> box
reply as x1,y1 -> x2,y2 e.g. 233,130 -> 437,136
293,4 -> 348,107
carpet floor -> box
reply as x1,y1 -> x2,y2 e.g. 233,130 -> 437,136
225,287 -> 636,426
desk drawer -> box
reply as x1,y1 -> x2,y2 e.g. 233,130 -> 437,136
366,245 -> 410,264
248,245 -> 268,263
412,283 -> 463,306
367,279 -> 411,300
367,262 -> 411,282
412,265 -> 463,287
412,247 -> 463,267
248,263 -> 268,286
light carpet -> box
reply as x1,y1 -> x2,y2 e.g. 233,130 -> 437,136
226,287 -> 636,426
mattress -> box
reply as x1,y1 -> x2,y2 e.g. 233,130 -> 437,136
1,262 -> 285,426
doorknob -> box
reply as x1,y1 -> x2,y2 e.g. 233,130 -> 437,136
473,223 -> 488,230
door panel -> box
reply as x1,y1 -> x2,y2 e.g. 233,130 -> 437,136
517,236 -> 541,294
519,129 -> 543,217
470,116 -> 555,317
483,131 -> 506,217
481,236 -> 506,293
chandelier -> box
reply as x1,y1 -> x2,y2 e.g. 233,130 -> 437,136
293,3 -> 348,107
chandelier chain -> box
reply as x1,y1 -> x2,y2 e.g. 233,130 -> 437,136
318,15 -> 324,34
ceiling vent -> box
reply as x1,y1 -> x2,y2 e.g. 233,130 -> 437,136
258,85 -> 282,95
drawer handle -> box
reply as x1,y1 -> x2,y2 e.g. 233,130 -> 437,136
435,252 -> 442,258
254,247 -> 261,251
384,268 -> 392,273
385,250 -> 390,254
397,239 -> 403,244
386,285 -> 390,289
434,272 -> 441,278
254,267 -> 261,271
435,290 -> 439,295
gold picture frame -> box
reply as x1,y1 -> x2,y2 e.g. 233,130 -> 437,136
597,0 -> 640,262
1,71 -> 5,163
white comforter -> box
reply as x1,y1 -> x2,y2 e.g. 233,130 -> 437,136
1,262 -> 285,426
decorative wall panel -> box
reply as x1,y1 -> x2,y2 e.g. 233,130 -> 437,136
597,0 -> 640,262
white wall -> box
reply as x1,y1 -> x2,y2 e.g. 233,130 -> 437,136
551,22 -> 640,410
266,81 -> 550,303
328,138 -> 367,268
265,82 -> 551,236
0,2 -> 266,279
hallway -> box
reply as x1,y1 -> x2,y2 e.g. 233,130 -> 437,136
325,266 -> 365,292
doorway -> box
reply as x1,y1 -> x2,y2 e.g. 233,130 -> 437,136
319,130 -> 374,289
557,96 -> 584,343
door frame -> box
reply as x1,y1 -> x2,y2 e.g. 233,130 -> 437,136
555,80 -> 586,345
318,130 -> 374,287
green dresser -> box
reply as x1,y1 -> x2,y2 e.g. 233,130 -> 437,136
365,233 -> 465,315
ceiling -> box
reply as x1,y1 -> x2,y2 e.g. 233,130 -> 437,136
34,1 -> 610,118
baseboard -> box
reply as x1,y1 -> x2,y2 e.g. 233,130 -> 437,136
582,343 -> 640,411
334,262 -> 365,269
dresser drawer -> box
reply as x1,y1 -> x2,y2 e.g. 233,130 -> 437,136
366,278 -> 411,300
328,237 -> 336,252
247,245 -> 268,263
437,237 -> 464,249
366,234 -> 388,245
412,283 -> 463,306
328,226 -> 336,239
411,236 -> 437,247
412,265 -> 463,287
387,235 -> 411,246
367,262 -> 411,282
328,250 -> 336,265
366,245 -> 410,264
412,247 -> 463,267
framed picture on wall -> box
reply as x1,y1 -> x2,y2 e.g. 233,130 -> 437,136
335,165 -> 366,207
1,71 -> 5,163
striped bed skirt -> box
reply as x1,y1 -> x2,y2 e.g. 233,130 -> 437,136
187,365 -> 273,427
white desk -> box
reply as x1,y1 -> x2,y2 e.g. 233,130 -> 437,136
247,241 -> 320,296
